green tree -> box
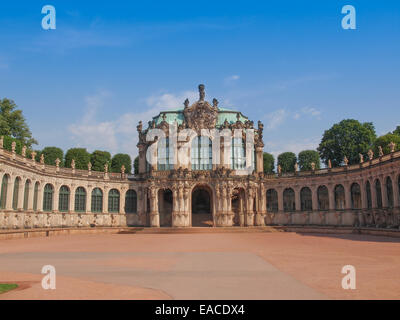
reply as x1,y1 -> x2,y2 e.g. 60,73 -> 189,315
373,133 -> 400,155
39,147 -> 64,166
263,152 -> 275,174
2,135 -> 23,154
318,119 -> 376,166
393,126 -> 400,136
90,150 -> 111,172
298,150 -> 321,171
0,98 -> 37,147
277,152 -> 297,173
111,153 -> 132,174
134,156 -> 139,174
65,148 -> 90,170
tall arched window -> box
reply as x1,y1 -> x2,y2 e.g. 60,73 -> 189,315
366,181 -> 372,209
91,188 -> 103,212
334,184 -> 345,210
157,137 -> 173,171
266,189 -> 278,212
0,174 -> 9,209
375,179 -> 383,208
125,189 -> 137,213
386,177 -> 394,208
231,138 -> 246,170
300,187 -> 312,211
191,136 -> 212,170
43,184 -> 54,212
75,187 -> 86,212
283,188 -> 295,212
23,180 -> 30,210
58,186 -> 70,212
33,182 -> 39,211
108,189 -> 120,213
12,177 -> 20,210
351,183 -> 361,209
317,186 -> 329,210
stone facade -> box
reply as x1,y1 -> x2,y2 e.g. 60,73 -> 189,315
1,85 -> 400,230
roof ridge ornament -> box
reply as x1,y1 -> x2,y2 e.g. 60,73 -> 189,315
198,84 -> 205,101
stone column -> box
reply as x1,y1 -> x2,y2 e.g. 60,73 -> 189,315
295,187 -> 301,212
344,183 -> 352,210
120,189 -> 126,214
392,174 -> 399,208
311,186 -> 318,211
86,186 -> 93,214
149,187 -> 159,227
37,183 -> 44,212
17,180 -> 24,211
5,177 -> 15,210
69,187 -> 75,213
53,184 -> 59,213
381,177 -> 389,208
370,180 -> 377,208
328,185 -> 335,211
256,146 -> 263,173
27,181 -> 35,211
138,145 -> 147,174
102,187 -> 109,214
277,188 -> 284,212
246,188 -> 254,226
255,185 -> 266,226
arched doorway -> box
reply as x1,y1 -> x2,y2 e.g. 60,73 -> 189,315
191,185 -> 213,227
158,189 -> 172,227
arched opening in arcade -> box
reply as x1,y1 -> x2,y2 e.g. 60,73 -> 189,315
191,185 -> 213,227
158,188 -> 173,227
231,187 -> 246,226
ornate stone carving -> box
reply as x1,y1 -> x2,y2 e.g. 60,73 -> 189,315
368,149 -> 374,161
389,141 -> 396,153
378,146 -> 384,157
183,84 -> 218,131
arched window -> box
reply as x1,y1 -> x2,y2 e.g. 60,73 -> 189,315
351,183 -> 361,209
375,179 -> 383,208
366,181 -> 372,209
91,188 -> 103,212
334,184 -> 345,210
23,180 -> 30,210
266,189 -> 278,212
386,177 -> 394,208
58,186 -> 70,212
33,182 -> 39,211
283,188 -> 295,212
300,187 -> 312,211
0,174 -> 9,209
191,136 -> 212,170
108,189 -> 120,213
231,138 -> 246,170
157,137 -> 173,171
12,177 -> 20,210
317,186 -> 329,210
125,189 -> 137,213
75,187 -> 86,212
43,184 -> 54,212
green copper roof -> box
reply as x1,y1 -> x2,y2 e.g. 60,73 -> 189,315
153,108 -> 248,126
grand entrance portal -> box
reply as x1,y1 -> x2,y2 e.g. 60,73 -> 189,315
191,186 -> 213,227
158,189 -> 172,227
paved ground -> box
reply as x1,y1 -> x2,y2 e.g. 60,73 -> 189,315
0,231 -> 399,299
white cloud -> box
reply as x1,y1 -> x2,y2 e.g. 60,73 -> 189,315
264,106 -> 322,130
224,75 -> 240,85
264,109 -> 288,130
301,107 -> 321,119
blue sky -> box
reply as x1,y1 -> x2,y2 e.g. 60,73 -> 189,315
0,0 -> 399,159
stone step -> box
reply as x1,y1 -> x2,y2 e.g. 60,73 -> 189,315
118,226 -> 283,234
